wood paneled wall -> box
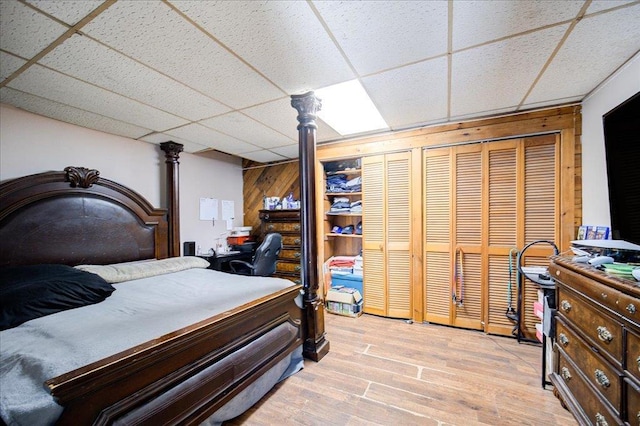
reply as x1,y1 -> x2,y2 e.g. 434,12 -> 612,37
242,159 -> 300,240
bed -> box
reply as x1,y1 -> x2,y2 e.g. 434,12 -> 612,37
0,91 -> 328,426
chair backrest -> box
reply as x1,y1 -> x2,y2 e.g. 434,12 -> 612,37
251,233 -> 282,276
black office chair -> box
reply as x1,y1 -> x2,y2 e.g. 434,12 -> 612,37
229,233 -> 282,276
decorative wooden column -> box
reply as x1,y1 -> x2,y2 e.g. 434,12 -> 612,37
159,141 -> 183,257
291,92 -> 330,361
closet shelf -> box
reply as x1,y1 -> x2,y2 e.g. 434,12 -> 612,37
325,233 -> 362,238
325,212 -> 362,216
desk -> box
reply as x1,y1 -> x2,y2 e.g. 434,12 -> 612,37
198,251 -> 253,272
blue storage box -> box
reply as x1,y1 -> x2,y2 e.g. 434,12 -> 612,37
331,272 -> 363,296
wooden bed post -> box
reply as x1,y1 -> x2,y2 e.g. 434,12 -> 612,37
291,92 -> 330,362
160,141 -> 183,258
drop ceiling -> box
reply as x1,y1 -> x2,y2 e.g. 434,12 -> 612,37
1,0 -> 638,163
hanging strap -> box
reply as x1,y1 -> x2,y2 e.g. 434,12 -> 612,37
507,248 -> 519,307
452,247 -> 464,307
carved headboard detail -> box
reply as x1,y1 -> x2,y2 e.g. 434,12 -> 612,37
0,168 -> 169,267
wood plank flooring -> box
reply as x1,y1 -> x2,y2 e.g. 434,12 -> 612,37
225,313 -> 576,425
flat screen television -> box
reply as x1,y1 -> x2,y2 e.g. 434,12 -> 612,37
603,91 -> 640,246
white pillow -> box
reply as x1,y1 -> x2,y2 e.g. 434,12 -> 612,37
75,256 -> 210,283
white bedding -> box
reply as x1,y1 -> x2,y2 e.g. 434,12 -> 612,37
0,268 -> 298,426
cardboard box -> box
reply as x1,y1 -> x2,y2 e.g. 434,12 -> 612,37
325,287 -> 363,317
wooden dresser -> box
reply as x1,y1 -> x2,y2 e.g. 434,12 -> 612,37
259,209 -> 301,284
549,256 -> 640,425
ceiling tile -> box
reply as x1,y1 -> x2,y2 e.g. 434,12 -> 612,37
240,150 -> 287,163
0,1 -> 68,58
314,0 -> 448,75
242,97 -> 300,141
520,96 -> 583,112
452,0 -> 583,51
451,24 -> 568,117
587,0 -> 638,14
82,0 -> 284,109
200,112 -> 294,149
24,0 -> 105,26
172,0 -> 354,94
164,123 -> 259,155
527,4 -> 640,104
38,34 -> 230,121
7,64 -> 189,130
0,52 -> 27,81
362,56 -> 448,129
0,87 -> 152,139
138,132 -> 209,154
270,144 -> 299,159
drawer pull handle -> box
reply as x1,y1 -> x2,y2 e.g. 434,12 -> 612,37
627,303 -> 636,314
294,265 -> 301,272
558,333 -> 569,347
636,356 -> 640,372
561,367 -> 572,381
294,279 -> 301,284
293,224 -> 301,231
294,252 -> 301,258
560,300 -> 571,313
267,224 -> 274,231
294,238 -> 301,245
595,413 -> 608,426
594,369 -> 610,388
597,326 -> 613,343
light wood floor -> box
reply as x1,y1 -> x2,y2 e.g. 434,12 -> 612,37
226,313 -> 577,425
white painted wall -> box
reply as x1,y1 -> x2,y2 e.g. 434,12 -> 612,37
581,53 -> 640,228
0,103 -> 245,255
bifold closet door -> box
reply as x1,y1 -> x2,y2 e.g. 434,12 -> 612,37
423,146 -> 483,329
362,152 -> 412,318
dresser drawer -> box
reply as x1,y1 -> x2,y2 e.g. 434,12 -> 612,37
626,378 -> 640,426
556,319 -> 622,412
276,261 -> 301,274
551,261 -> 640,323
280,248 -> 302,260
627,330 -> 640,383
558,286 -> 624,363
263,221 -> 301,233
281,235 -> 302,247
556,351 -> 623,426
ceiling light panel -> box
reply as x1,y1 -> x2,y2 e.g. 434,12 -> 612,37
362,56 -> 448,129
165,123 -> 259,155
200,112 -> 294,149
451,24 -> 568,117
7,64 -> 189,130
0,87 -> 153,139
38,34 -> 230,121
315,80 -> 388,136
82,0 -> 283,109
24,0 -> 105,26
0,1 -> 68,58
452,0 -> 583,51
0,52 -> 27,81
526,4 -> 640,104
171,0 -> 355,94
313,0 -> 448,75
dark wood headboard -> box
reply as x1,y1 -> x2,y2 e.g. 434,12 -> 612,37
0,166 -> 168,266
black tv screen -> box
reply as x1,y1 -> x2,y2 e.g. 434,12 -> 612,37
603,91 -> 640,245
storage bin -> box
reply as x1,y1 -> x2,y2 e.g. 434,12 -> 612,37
331,272 -> 363,295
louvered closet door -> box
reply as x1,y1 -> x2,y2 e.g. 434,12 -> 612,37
423,148 -> 451,325
452,145 -> 483,330
362,155 -> 386,316
485,140 -> 519,336
386,152 -> 412,319
521,135 -> 559,338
